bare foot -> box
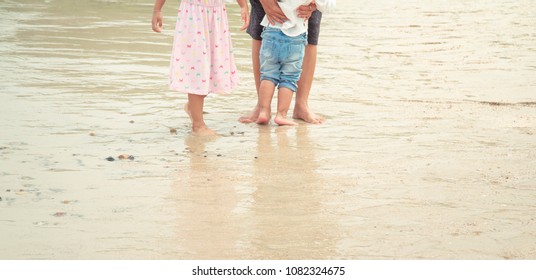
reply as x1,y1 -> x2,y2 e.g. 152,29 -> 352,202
184,102 -> 217,136
256,110 -> 271,125
238,105 -> 260,123
274,114 -> 298,126
192,126 -> 218,137
293,105 -> 325,124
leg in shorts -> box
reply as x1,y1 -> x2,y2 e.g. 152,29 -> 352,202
260,28 -> 307,92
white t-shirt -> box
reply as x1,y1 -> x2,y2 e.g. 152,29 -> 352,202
260,0 -> 336,37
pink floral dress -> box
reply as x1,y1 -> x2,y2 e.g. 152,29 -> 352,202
169,0 -> 238,95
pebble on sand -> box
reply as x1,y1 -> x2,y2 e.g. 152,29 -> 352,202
53,212 -> 67,217
170,128 -> 177,134
118,154 -> 135,160
107,155 -> 135,161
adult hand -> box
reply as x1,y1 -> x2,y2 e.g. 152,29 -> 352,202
260,0 -> 288,25
297,1 -> 317,21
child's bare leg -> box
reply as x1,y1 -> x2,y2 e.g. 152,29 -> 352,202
274,87 -> 298,126
185,94 -> 216,136
256,80 -> 276,125
293,44 -> 324,124
238,39 -> 262,123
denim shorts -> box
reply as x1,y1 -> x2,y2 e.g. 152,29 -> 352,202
260,27 -> 307,92
247,0 -> 322,45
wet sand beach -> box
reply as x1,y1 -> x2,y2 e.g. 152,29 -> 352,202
1,0 -> 535,259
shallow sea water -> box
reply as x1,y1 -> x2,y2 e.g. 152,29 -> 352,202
0,0 -> 535,259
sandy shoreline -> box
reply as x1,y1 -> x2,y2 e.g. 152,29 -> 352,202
2,93 -> 535,259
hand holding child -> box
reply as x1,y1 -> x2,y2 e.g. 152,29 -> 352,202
297,1 -> 317,21
260,0 -> 289,24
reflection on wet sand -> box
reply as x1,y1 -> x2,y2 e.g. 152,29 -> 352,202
172,135 -> 243,259
170,126 -> 339,259
249,125 -> 337,259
